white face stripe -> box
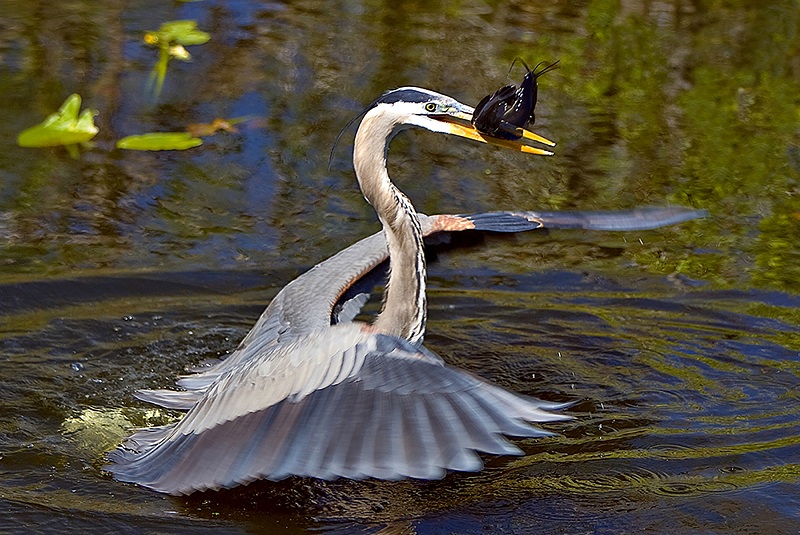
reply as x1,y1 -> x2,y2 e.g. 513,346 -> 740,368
369,97 -> 474,139
401,113 -> 456,134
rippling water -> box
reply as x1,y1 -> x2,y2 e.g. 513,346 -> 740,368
1,0 -> 799,533
1,254 -> 798,533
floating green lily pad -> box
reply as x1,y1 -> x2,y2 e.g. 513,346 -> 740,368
17,94 -> 99,148
116,132 -> 203,151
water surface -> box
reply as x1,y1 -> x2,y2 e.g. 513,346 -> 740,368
1,1 -> 798,533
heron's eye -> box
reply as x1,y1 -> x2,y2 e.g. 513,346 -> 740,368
424,102 -> 437,112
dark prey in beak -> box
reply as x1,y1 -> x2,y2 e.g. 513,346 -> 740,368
472,59 -> 559,140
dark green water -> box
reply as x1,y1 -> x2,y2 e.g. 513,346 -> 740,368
1,1 -> 799,533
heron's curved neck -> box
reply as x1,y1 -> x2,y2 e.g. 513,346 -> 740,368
354,108 -> 426,345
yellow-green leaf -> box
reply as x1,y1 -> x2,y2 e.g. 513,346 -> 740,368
146,20 -> 210,47
17,94 -> 99,148
116,132 -> 203,151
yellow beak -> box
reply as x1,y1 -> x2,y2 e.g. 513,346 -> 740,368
437,111 -> 555,156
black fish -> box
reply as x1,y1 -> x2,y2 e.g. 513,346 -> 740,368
472,59 -> 560,140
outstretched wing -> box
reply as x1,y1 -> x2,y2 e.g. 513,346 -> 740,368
134,206 -> 706,409
107,324 -> 569,495
138,232 -> 392,402
498,206 -> 708,232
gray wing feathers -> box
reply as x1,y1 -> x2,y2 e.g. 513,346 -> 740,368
170,307 -> 289,394
459,206 -> 706,233
144,233 -> 391,401
106,332 -> 568,495
519,206 -> 707,231
272,232 -> 389,335
334,292 -> 371,323
133,389 -> 200,410
134,214 -> 453,408
140,208 -> 703,410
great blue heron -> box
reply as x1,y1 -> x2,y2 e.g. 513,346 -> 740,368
106,87 -> 704,495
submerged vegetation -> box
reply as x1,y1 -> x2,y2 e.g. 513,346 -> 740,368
16,21 -> 224,153
143,20 -> 211,99
1,1 -> 799,292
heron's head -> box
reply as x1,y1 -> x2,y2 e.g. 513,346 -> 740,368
331,87 -> 555,168
368,87 -> 555,155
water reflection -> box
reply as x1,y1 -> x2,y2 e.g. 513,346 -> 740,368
2,0 -> 796,287
1,263 -> 798,533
